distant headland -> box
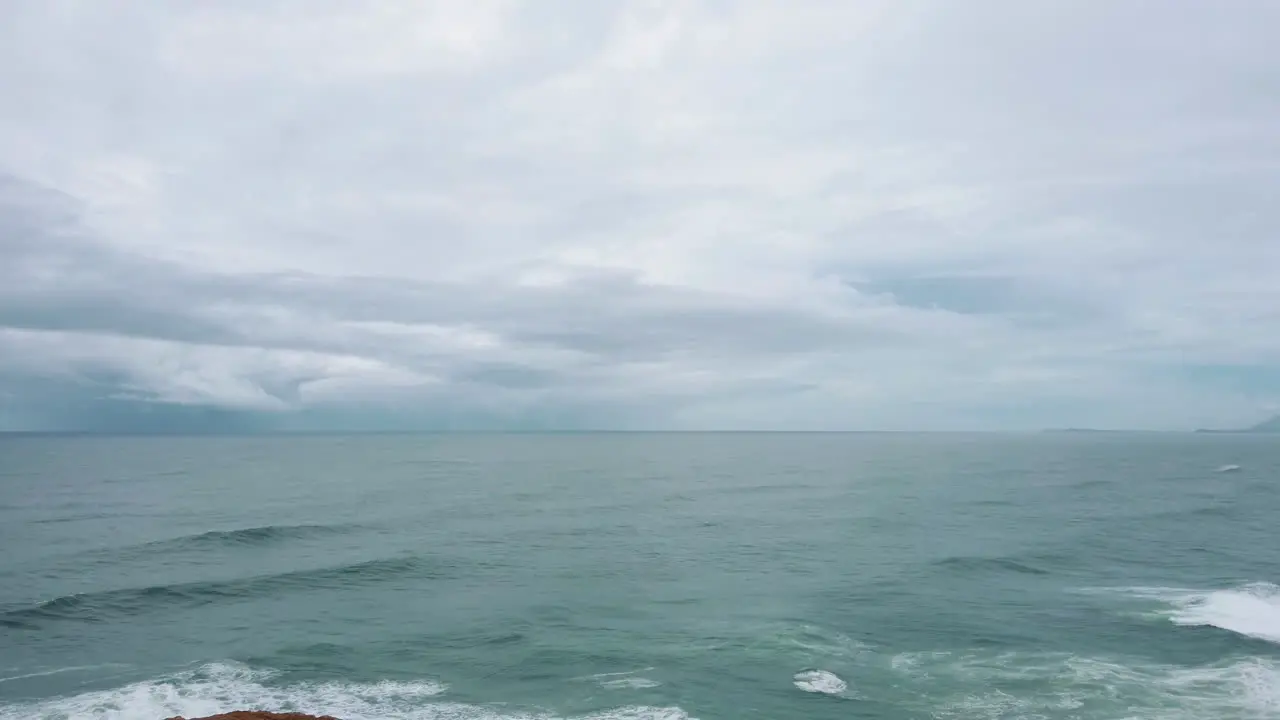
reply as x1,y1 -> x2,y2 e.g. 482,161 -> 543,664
1041,415 -> 1280,434
1195,415 -> 1280,434
1041,428 -> 1131,434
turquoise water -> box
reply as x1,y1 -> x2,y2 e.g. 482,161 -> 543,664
0,433 -> 1277,719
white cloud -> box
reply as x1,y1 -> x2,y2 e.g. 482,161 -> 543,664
1,0 -> 1279,430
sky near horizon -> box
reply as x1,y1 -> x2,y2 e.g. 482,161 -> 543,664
2,1 -> 1280,432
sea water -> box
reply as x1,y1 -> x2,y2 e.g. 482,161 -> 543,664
1,432 -> 1277,719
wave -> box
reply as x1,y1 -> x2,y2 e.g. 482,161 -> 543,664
736,621 -> 867,663
599,677 -> 661,690
792,669 -> 848,696
1103,584 -> 1280,645
1180,505 -> 1236,519
933,554 -> 1053,576
887,650 -> 1280,718
969,498 -> 1019,507
138,523 -> 358,552
575,669 -> 661,690
31,511 -> 119,525
0,556 -> 438,629
0,662 -> 692,720
1138,504 -> 1237,523
777,623 -> 866,658
711,482 -> 815,496
1164,583 -> 1280,644
0,664 -> 126,684
4,653 -> 1275,718
29,524 -> 363,573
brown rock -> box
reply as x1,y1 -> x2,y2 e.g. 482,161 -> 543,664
163,713 -> 342,720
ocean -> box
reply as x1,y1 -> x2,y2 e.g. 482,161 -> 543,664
0,432 -> 1277,719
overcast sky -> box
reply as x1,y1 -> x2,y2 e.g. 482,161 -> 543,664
2,0 -> 1279,432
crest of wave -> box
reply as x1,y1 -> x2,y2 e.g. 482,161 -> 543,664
1162,582 -> 1280,644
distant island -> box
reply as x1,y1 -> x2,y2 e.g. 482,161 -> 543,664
1043,428 -> 1127,433
1195,415 -> 1280,434
1041,415 -> 1280,434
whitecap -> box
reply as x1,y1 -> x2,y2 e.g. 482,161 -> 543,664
0,663 -> 447,720
1165,582 -> 1280,644
792,669 -> 847,695
1215,464 -> 1242,473
0,662 -> 693,720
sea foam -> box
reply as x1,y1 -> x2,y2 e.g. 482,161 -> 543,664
1165,583 -> 1280,644
792,669 -> 847,695
0,662 -> 692,720
577,668 -> 661,690
889,650 -> 1280,719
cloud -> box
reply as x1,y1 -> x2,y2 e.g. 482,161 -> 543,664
1,1 -> 1279,431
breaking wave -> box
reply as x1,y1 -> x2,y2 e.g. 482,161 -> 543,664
0,663 -> 692,720
1105,583 -> 1280,645
1164,583 -> 1280,644
792,669 -> 848,696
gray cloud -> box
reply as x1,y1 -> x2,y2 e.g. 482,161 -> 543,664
1,1 -> 1279,431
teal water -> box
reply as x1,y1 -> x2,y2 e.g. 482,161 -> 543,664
1,433 -> 1277,719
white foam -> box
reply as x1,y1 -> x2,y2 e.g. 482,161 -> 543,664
779,623 -> 866,659
1165,583 -> 1280,644
1215,464 -> 1242,473
598,677 -> 661,690
581,670 -> 653,679
792,669 -> 847,695
584,709 -> 690,720
0,662 -> 692,720
576,669 -> 661,690
0,664 -> 125,684
573,668 -> 660,690
0,663 -> 446,720
892,651 -> 1280,719
888,651 -> 946,678
1069,657 -> 1280,718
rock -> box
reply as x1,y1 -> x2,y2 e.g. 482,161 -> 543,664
164,713 -> 342,720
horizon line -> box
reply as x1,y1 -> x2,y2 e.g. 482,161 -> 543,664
0,428 -> 1252,437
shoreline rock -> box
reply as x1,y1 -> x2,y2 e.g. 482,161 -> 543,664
162,707 -> 343,712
